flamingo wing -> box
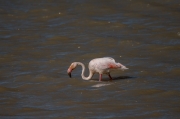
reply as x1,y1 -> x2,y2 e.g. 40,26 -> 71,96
101,58 -> 119,69
92,57 -> 119,70
103,57 -> 115,62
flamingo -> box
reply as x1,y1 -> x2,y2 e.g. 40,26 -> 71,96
67,57 -> 128,81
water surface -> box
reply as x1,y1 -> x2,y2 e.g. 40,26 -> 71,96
0,0 -> 180,118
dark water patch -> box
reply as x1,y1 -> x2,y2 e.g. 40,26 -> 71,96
0,86 -> 21,93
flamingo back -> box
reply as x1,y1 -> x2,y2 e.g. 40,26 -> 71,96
88,57 -> 121,74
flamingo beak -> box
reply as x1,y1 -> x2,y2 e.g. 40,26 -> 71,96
67,69 -> 72,78
68,72 -> 71,78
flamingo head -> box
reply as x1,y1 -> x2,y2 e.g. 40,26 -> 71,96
67,62 -> 77,78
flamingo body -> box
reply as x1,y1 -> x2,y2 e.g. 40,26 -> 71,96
67,57 -> 128,81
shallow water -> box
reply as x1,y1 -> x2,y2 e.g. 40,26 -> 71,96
0,0 -> 180,118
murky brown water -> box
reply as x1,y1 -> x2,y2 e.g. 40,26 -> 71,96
0,0 -> 180,118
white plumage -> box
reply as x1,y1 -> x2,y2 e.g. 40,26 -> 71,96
67,57 -> 128,81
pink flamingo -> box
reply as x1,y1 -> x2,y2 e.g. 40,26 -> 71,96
67,57 -> 128,81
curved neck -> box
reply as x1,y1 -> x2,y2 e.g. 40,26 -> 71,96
76,62 -> 93,80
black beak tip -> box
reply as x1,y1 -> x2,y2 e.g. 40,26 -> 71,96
68,73 -> 71,78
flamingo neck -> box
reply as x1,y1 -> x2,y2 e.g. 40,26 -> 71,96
76,62 -> 93,80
